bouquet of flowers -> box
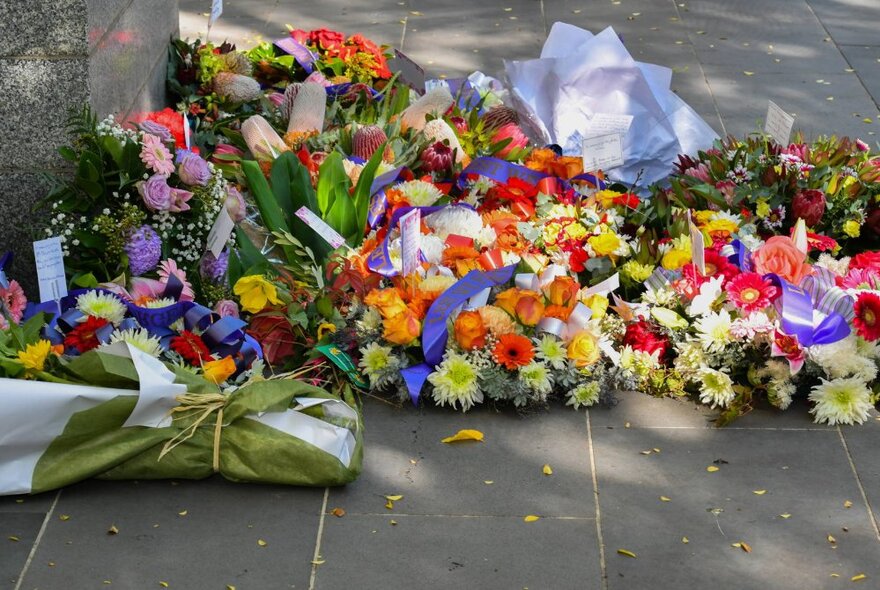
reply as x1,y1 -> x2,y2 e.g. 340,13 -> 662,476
42,108 -> 245,303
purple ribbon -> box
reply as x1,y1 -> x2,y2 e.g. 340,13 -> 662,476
274,37 -> 316,73
0,252 -> 12,289
367,167 -> 406,229
765,274 -> 849,347
325,83 -> 382,100
400,264 -> 517,405
722,239 -> 753,272
455,157 -> 607,193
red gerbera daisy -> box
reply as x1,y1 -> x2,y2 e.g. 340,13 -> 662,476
492,333 -> 535,370
64,316 -> 110,353
853,292 -> 880,341
725,272 -> 778,314
170,330 -> 214,365
681,250 -> 740,287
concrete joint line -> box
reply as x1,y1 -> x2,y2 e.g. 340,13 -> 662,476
308,487 -> 330,590
837,427 -> 880,544
13,489 -> 62,590
586,410 -> 609,590
399,16 -> 408,52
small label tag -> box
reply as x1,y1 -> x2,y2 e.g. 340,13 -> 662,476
687,211 -> 706,276
316,344 -> 369,388
389,49 -> 426,93
582,133 -> 625,171
33,237 -> 68,303
209,0 -> 223,26
295,207 -> 346,249
206,207 -> 235,258
182,112 -> 191,150
399,208 -> 421,276
586,113 -> 634,137
764,100 -> 795,146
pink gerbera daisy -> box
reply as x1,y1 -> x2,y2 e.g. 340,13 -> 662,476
725,272 -> 777,314
0,280 -> 27,329
140,134 -> 176,175
839,268 -> 880,290
158,259 -> 195,301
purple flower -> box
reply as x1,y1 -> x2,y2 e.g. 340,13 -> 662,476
213,299 -> 240,319
125,225 -> 162,276
177,151 -> 210,186
139,121 -> 173,143
137,174 -> 172,211
199,250 -> 229,283
225,186 -> 247,222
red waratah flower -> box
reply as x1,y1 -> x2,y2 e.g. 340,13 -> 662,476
853,292 -> 880,341
622,320 -> 671,364
791,189 -> 826,227
725,272 -> 778,314
420,141 -> 454,174
64,316 -> 110,353
170,330 -> 214,365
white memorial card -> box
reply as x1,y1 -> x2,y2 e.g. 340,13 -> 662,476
33,237 -> 68,303
206,208 -> 235,258
399,209 -> 421,276
687,211 -> 706,276
764,100 -> 795,146
582,133 -> 625,171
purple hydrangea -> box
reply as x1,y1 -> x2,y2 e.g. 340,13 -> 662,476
199,250 -> 229,283
139,120 -> 173,143
125,225 -> 162,276
177,151 -> 211,186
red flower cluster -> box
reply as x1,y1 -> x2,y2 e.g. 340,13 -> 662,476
850,251 -> 880,273
290,28 -> 391,79
248,312 -> 297,366
483,178 -> 539,220
64,316 -> 109,353
143,108 -> 189,151
170,330 -> 214,365
622,320 -> 671,364
680,250 -> 740,291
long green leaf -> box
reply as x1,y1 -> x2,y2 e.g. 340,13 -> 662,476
351,141 -> 388,244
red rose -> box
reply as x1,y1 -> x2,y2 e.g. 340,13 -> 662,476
622,320 -> 671,364
247,312 -> 297,366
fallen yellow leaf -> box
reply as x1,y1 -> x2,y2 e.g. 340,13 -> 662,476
624,422 -> 631,428
617,549 -> 637,558
827,534 -> 837,544
441,429 -> 484,443
385,500 -> 394,510
8,536 -> 19,542
107,525 -> 119,535
390,520 -> 398,526
542,464 -> 553,476
159,583 -> 169,588
780,513 -> 792,519
682,537 -> 689,544
59,515 -> 70,521
753,490 -> 767,495
311,559 -> 326,565
227,586 -> 236,590
863,119 -> 873,124
743,71 -> 755,76
257,539 -> 268,547
660,496 -> 671,502
640,450 -> 652,455
178,510 -> 187,516
652,448 -> 661,453
524,515 -> 540,522
706,466 -> 719,473
844,500 -> 853,508
831,573 -> 840,578
852,574 -> 867,582
740,541 -> 752,553
484,480 -> 494,485
330,508 -> 346,518
385,495 -> 403,502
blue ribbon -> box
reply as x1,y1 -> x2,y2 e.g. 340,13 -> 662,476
400,264 -> 517,405
367,166 -> 406,229
274,37 -> 316,73
724,239 -> 753,272
0,252 -> 12,289
765,274 -> 850,347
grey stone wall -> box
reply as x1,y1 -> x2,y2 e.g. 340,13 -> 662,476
0,0 -> 179,292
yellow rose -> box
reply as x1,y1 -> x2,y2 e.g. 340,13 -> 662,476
203,355 -> 237,385
844,219 -> 861,238
582,294 -> 609,320
567,330 -> 602,368
662,249 -> 692,271
588,233 -> 621,257
233,275 -> 282,314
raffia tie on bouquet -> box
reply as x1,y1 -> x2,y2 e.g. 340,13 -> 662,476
159,392 -> 228,472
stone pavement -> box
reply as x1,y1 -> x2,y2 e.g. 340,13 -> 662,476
3,1 -> 880,588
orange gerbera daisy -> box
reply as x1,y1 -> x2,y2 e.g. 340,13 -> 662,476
492,333 -> 535,370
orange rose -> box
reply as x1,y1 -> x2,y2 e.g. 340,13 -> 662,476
494,288 -> 521,317
514,293 -> 545,326
752,236 -> 813,285
442,246 -> 482,277
544,304 -> 573,322
365,288 -> 408,319
545,276 -> 579,307
453,310 -> 487,350
383,310 -> 421,345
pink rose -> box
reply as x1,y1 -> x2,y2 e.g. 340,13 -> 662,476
752,236 -> 813,285
214,299 -> 240,319
137,174 -> 172,211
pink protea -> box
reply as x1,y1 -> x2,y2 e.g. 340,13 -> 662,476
0,280 -> 27,329
420,141 -> 454,174
352,125 -> 387,160
491,123 -> 528,158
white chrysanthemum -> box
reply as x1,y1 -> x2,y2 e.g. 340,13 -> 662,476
642,286 -> 677,307
815,253 -> 850,276
356,307 -> 382,333
105,328 -> 162,357
143,297 -> 176,309
475,225 -> 497,249
534,334 -> 567,370
808,378 -> 873,425
695,310 -> 732,352
425,206 -> 484,240
619,345 -> 661,379
697,367 -> 735,409
467,175 -> 495,196
767,379 -> 795,410
388,237 -> 403,272
518,361 -> 553,395
759,359 -> 791,381
856,337 -> 880,360
419,234 -> 445,265
428,351 -> 483,411
76,291 -> 127,325
809,336 -> 876,380
567,381 -> 600,409
359,342 -> 399,384
711,210 -> 742,225
738,228 -> 763,251
399,180 -> 444,207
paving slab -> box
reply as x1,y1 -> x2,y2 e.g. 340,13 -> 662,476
314,513 -> 602,589
806,0 -> 880,46
1,512 -> 46,590
17,477 -> 325,590
590,426 -> 880,589
839,415 -> 880,533
329,398 -> 593,517
838,44 -> 880,108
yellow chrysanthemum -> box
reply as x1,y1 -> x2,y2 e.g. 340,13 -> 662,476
704,218 -> 739,234
17,340 -> 53,372
233,275 -> 282,313
755,198 -> 771,218
693,210 -> 715,225
662,248 -> 692,271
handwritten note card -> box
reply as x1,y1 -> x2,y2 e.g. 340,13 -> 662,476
582,133 -> 625,171
206,208 -> 235,258
33,237 -> 68,302
764,100 -> 795,146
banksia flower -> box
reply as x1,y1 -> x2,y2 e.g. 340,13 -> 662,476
420,142 -> 454,174
222,51 -> 253,76
353,125 -> 388,161
241,115 -> 287,161
399,87 -> 454,132
482,105 -> 519,131
213,72 -> 262,103
422,118 -> 469,165
286,82 -> 327,134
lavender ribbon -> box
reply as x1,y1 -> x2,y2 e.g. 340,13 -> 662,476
367,167 -> 406,229
400,264 -> 517,405
274,37 -> 316,73
765,274 -> 849,347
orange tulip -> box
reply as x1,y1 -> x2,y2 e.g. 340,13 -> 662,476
383,310 -> 422,345
453,310 -> 487,351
